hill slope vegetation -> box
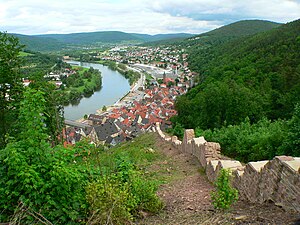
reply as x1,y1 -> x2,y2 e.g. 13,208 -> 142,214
143,20 -> 281,47
172,19 -> 300,162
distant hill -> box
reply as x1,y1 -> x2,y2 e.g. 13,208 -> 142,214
12,34 -> 64,52
10,31 -> 195,52
36,31 -> 142,44
37,31 -> 194,44
132,33 -> 194,42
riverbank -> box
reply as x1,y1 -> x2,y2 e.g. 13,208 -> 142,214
63,60 -> 145,122
64,61 -> 130,121
94,70 -> 145,118
59,66 -> 102,106
96,60 -> 141,85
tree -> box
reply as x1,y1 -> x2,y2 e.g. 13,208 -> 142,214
28,73 -> 64,145
0,32 -> 24,148
102,105 -> 107,111
0,88 -> 88,223
281,104 -> 300,156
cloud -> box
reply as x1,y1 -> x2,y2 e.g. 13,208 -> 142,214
0,0 -> 299,35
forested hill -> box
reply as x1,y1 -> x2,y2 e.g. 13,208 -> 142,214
177,19 -> 299,128
36,31 -> 142,44
143,20 -> 281,47
12,34 -> 64,52
37,31 -> 194,44
185,20 -> 281,48
172,19 -> 300,162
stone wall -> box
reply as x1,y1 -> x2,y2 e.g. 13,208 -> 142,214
154,123 -> 300,213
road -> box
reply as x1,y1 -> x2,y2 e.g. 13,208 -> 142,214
127,66 -> 146,92
132,63 -> 177,79
65,119 -> 91,128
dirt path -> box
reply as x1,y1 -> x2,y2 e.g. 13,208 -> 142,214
137,134 -> 300,225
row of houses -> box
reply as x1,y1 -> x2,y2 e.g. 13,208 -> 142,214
64,84 -> 187,146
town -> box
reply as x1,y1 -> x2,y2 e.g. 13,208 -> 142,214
63,46 -> 197,146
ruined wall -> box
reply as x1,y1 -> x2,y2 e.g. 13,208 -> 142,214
154,123 -> 300,213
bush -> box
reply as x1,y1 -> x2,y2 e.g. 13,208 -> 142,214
211,169 -> 238,210
86,157 -> 163,224
86,177 -> 136,225
196,117 -> 288,162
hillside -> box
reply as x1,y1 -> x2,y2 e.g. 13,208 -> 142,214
12,34 -> 64,52
172,19 -> 300,162
142,20 -> 280,47
185,20 -> 281,48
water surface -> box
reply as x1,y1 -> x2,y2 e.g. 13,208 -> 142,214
64,61 -> 130,120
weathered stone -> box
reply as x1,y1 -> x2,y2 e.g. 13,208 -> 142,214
182,129 -> 195,154
206,160 -> 219,182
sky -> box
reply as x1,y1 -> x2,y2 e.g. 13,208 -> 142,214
0,0 -> 299,35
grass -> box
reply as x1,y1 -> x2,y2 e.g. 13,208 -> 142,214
88,133 -> 162,171
19,51 -> 33,57
71,65 -> 89,75
145,73 -> 154,81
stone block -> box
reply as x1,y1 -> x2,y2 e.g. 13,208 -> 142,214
206,160 -> 219,183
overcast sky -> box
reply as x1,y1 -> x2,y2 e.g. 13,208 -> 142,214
0,0 -> 299,35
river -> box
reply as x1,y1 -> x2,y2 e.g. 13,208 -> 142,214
64,61 -> 130,120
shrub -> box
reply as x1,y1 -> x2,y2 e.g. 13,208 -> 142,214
86,157 -> 163,224
211,169 -> 238,210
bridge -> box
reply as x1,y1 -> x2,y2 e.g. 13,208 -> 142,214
64,119 -> 92,129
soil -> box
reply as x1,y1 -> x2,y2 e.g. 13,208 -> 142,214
137,134 -> 300,225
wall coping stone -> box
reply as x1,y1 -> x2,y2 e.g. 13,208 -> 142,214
249,161 -> 269,172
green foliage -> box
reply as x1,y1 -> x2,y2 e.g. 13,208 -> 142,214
12,33 -> 64,52
59,66 -> 102,105
86,177 -> 135,224
196,118 -> 288,162
0,88 -> 90,224
0,31 -> 24,148
86,144 -> 163,224
211,169 -> 238,210
173,19 -> 300,161
167,121 -> 184,139
20,52 -> 64,76
280,104 -> 300,156
28,73 -> 64,145
184,19 -> 300,124
175,79 -> 266,129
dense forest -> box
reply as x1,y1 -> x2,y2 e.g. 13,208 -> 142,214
172,19 -> 300,162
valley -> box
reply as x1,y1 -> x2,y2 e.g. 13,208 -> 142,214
1,15 -> 300,224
